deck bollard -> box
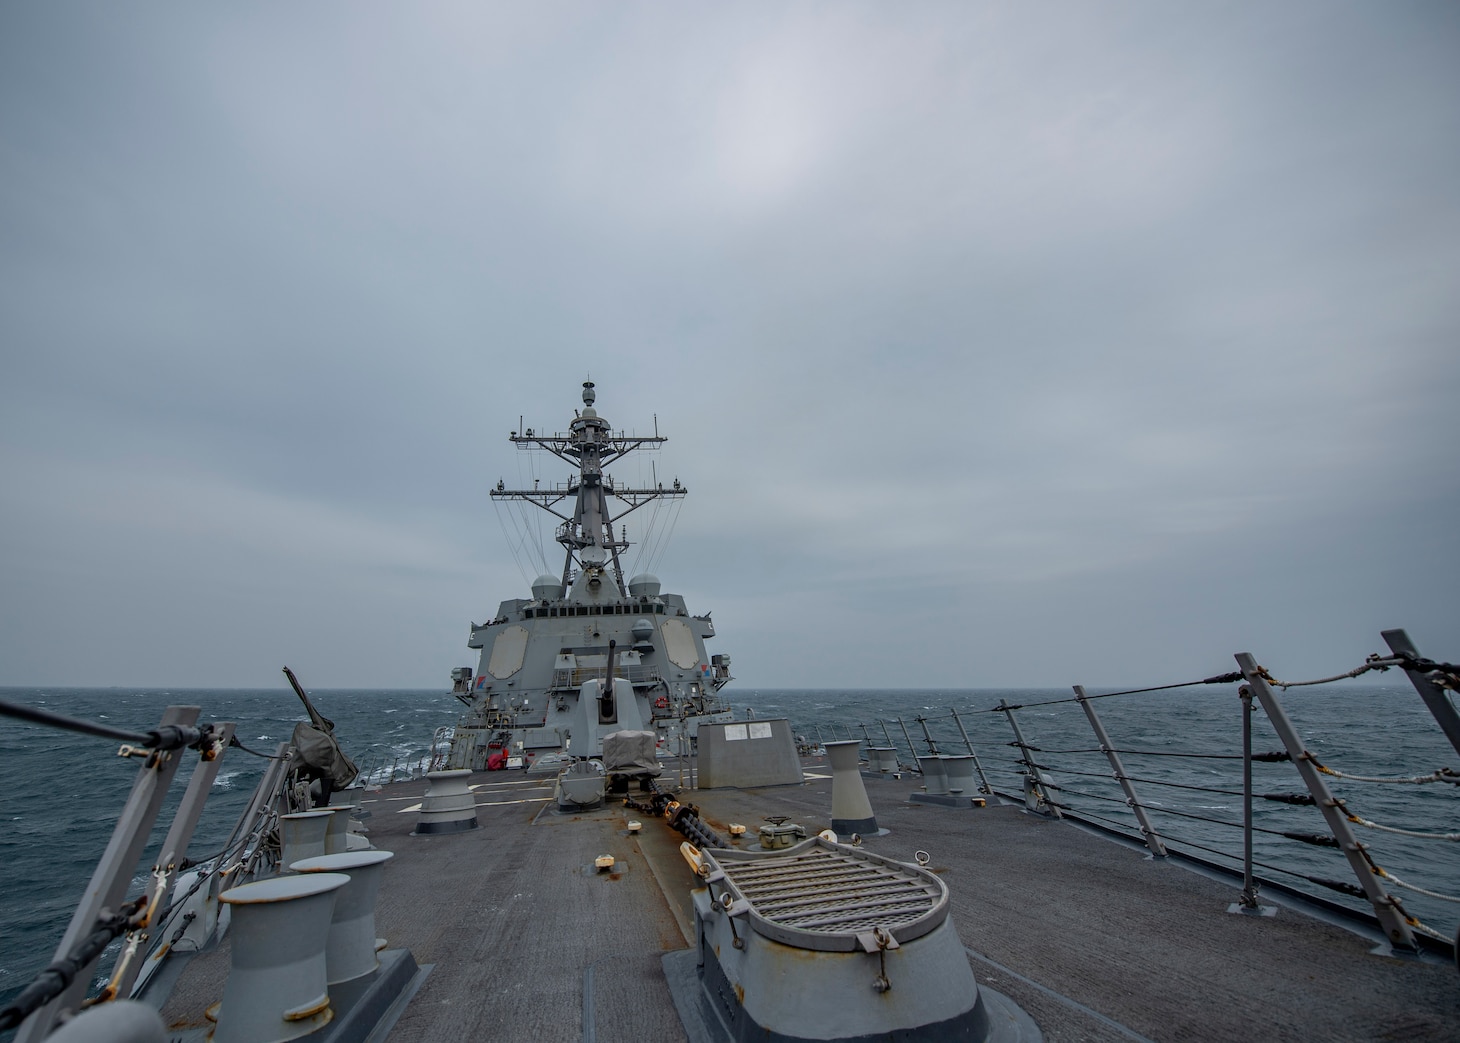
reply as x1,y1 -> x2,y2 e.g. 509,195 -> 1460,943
290,850 -> 396,984
825,740 -> 878,836
943,754 -> 976,796
329,789 -> 373,849
212,873 -> 351,1043
280,809 -> 335,869
45,1001 -> 165,1043
414,769 -> 478,834
867,746 -> 899,773
323,806 -> 352,855
916,755 -> 949,795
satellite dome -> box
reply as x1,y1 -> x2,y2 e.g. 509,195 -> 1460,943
531,575 -> 564,601
628,573 -> 661,597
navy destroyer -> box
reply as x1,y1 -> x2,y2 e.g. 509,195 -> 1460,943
441,381 -> 733,769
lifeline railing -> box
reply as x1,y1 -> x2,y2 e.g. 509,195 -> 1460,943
354,747 -> 435,784
795,627 -> 1459,959
0,701 -> 305,1040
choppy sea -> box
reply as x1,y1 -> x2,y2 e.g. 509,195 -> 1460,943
1,682 -> 1456,1011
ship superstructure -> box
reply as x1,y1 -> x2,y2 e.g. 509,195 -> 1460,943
444,382 -> 732,769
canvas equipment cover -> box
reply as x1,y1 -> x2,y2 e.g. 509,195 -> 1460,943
601,730 -> 662,778
290,721 -> 360,789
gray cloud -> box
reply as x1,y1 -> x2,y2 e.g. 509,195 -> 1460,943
1,3 -> 1456,689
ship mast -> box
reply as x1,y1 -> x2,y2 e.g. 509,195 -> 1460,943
490,382 -> 685,598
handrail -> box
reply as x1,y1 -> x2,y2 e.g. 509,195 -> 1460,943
3,679 -> 358,1036
8,706 -> 202,1041
781,629 -> 1457,958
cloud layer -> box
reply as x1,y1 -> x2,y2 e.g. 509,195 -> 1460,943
2,3 -> 1456,688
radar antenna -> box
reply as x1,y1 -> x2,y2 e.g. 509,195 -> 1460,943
490,385 -> 685,595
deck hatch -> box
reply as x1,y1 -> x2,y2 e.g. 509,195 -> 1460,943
704,837 -> 948,952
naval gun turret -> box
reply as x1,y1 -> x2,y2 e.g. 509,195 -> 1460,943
445,383 -> 734,770
563,641 -> 650,757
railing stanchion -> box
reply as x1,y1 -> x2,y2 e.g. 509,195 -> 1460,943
13,706 -> 199,1043
1235,651 -> 1415,951
997,700 -> 1060,818
108,721 -> 239,1000
1073,686 -> 1165,856
895,718 -> 919,772
948,708 -> 992,795
1382,628 -> 1460,758
915,715 -> 939,755
878,719 -> 895,749
1228,684 -> 1274,915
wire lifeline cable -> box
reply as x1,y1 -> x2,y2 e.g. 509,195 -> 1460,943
1033,764 -> 1308,802
1025,744 -> 1251,761
1261,652 -> 1460,691
1051,803 -> 1355,893
1339,850 -> 1436,935
0,697 -> 212,753
985,673 -> 1249,712
1316,762 -> 1460,785
1151,829 -> 1347,889
1320,787 -> 1460,845
1016,744 -> 1293,771
227,735 -> 285,759
1348,815 -> 1460,842
0,898 -> 146,1030
1259,660 -> 1396,689
1041,782 -> 1324,845
1372,866 -> 1460,903
1110,800 -> 1275,835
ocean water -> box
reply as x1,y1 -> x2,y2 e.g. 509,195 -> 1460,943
1,682 -> 1456,1012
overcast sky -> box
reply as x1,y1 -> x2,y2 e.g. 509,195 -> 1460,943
1,3 -> 1456,691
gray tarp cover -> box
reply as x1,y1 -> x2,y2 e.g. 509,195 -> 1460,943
601,730 -> 662,777
290,721 -> 360,788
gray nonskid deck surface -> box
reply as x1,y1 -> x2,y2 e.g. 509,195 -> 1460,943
161,765 -> 1460,1043
158,773 -> 690,1043
361,774 -> 689,1043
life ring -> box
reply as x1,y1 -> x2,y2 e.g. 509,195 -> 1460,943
654,696 -> 669,709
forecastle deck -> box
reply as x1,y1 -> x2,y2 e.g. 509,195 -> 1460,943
160,759 -> 1460,1042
